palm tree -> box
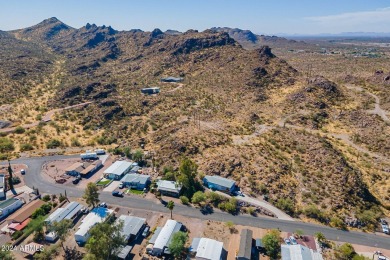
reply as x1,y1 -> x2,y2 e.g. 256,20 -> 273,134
167,201 -> 175,219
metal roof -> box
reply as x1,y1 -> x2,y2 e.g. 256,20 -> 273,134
117,245 -> 133,259
153,219 -> 182,250
104,161 -> 133,176
156,180 -> 182,193
6,199 -> 45,223
0,198 -> 21,209
75,207 -> 113,238
45,201 -> 81,224
121,174 -> 150,185
64,204 -> 83,220
204,175 -> 236,189
195,238 -> 223,260
149,227 -> 162,244
237,229 -> 252,259
281,244 -> 322,260
117,215 -> 146,240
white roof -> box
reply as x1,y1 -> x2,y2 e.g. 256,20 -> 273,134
281,244 -> 323,260
75,208 -> 113,238
153,219 -> 182,250
45,201 -> 81,224
157,180 -> 182,193
104,161 -> 134,176
196,238 -> 223,260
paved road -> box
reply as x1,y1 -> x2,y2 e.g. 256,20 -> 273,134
2,156 -> 390,249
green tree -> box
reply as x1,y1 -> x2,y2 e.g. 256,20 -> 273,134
51,219 -> 73,250
263,229 -> 281,259
85,221 -> 126,260
336,243 -> 356,260
0,247 -> 15,260
352,255 -> 370,260
177,158 -> 201,198
32,208 -> 46,219
168,231 -> 188,258
163,171 -> 176,181
132,149 -> 143,163
33,225 -> 45,242
34,244 -> 59,260
167,201 -> 175,219
83,182 -> 100,208
192,191 -> 206,205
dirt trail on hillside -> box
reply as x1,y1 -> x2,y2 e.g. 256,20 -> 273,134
0,102 -> 92,133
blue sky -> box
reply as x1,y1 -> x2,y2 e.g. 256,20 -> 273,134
1,0 -> 390,35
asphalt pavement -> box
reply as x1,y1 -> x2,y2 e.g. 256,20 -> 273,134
2,155 -> 390,249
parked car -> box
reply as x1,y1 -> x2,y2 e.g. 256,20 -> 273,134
142,226 -> 150,237
81,207 -> 89,214
112,191 -> 123,197
20,169 -> 26,175
72,178 -> 80,184
118,183 -> 124,189
382,224 -> 389,234
380,218 -> 388,225
99,202 -> 107,208
289,236 -> 298,245
284,238 -> 292,245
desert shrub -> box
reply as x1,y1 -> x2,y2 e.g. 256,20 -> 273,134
20,143 -> 34,151
70,137 -> 81,147
275,198 -> 295,215
0,137 -> 14,153
14,126 -> 25,134
303,204 -> 328,223
42,195 -> 51,202
46,139 -> 62,149
192,191 -> 206,205
180,196 -> 189,205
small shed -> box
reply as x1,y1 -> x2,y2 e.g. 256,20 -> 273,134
117,245 -> 133,260
117,215 -> 146,241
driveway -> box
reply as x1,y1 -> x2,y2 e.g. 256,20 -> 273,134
103,181 -> 120,192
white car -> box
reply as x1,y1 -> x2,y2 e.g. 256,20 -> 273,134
118,183 -> 124,189
382,224 -> 389,234
289,236 -> 298,245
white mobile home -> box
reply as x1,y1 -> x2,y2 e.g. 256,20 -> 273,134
0,198 -> 24,219
74,207 -> 113,244
152,219 -> 183,256
0,174 -> 5,199
80,152 -> 98,160
104,161 -> 135,180
190,237 -> 223,260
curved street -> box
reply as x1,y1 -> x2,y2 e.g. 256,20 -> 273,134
1,155 -> 390,249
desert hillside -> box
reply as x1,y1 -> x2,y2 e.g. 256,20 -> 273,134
0,18 -> 389,226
